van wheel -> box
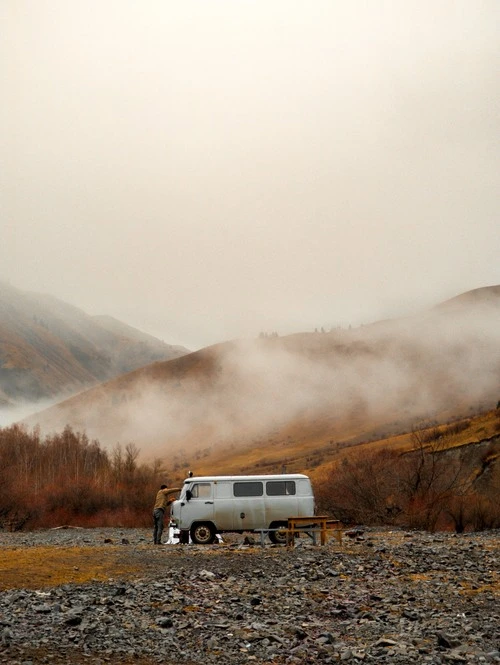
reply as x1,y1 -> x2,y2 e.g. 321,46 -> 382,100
269,523 -> 288,545
190,523 -> 216,545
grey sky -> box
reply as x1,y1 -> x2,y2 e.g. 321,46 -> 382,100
2,1 -> 499,349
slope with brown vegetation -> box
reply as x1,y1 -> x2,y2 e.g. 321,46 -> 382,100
181,407 -> 499,481
312,408 -> 500,532
173,407 -> 500,532
23,286 -> 500,468
0,281 -> 189,408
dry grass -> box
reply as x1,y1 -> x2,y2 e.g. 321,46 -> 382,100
0,534 -> 352,592
189,409 -> 500,485
0,545 -> 144,590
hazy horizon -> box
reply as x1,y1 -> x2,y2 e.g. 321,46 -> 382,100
2,1 -> 500,350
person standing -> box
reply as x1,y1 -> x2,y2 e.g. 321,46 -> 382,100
153,484 -> 180,544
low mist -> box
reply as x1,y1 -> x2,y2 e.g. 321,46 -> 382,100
21,296 -> 500,465
0,398 -> 59,430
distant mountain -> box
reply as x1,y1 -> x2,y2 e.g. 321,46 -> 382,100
22,286 -> 500,468
0,282 -> 189,407
433,285 -> 500,311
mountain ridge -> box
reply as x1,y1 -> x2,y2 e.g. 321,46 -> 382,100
21,285 -> 500,468
0,281 -> 189,409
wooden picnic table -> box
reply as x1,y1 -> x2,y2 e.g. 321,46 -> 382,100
286,516 -> 342,546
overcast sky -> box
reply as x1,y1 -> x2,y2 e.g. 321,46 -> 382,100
2,1 -> 499,349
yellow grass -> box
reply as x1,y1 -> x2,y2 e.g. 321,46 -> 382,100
182,409 -> 500,485
0,542 -> 300,591
0,545 -> 141,589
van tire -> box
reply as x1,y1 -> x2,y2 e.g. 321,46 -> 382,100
190,522 -> 216,545
269,522 -> 288,545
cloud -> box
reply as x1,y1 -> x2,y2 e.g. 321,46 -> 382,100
1,1 -> 499,349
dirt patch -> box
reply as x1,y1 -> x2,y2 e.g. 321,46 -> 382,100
0,545 -> 150,590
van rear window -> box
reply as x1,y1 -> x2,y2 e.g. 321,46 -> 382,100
233,482 -> 263,497
266,481 -> 296,496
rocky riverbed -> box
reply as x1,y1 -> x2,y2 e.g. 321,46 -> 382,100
0,527 -> 498,664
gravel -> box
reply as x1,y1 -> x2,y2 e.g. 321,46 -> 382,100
0,527 -> 498,664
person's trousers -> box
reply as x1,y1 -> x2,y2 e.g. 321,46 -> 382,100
153,508 -> 165,544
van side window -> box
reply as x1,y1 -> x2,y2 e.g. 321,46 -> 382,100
190,483 -> 211,498
233,481 -> 263,497
266,481 -> 296,496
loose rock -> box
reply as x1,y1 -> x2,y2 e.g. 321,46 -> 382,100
0,527 -> 498,664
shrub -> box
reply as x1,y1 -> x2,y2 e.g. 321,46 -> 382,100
315,427 -> 499,532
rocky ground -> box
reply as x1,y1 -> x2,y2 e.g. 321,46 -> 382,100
0,527 -> 498,664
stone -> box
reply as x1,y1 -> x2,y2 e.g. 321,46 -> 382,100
0,526 -> 497,664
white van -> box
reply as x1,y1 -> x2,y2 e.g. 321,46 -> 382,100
170,474 -> 315,544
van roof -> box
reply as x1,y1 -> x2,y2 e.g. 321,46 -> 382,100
183,474 -> 310,484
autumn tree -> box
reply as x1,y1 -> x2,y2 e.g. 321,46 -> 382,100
0,424 -> 167,529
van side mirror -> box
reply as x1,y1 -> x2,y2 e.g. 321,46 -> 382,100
186,490 -> 192,501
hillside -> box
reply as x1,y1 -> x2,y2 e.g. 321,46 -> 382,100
200,407 -> 500,482
22,286 -> 500,472
0,282 -> 189,409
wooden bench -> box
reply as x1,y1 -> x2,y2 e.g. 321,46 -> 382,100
254,518 -> 343,547
287,516 -> 343,546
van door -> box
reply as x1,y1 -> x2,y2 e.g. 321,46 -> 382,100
181,481 -> 214,529
213,480 -> 234,530
232,480 -> 265,531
